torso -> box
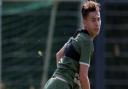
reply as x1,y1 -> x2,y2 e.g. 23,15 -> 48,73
53,30 -> 94,87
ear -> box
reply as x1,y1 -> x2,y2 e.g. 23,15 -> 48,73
83,19 -> 87,28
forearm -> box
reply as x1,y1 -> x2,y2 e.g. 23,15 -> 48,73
56,44 -> 67,65
56,53 -> 62,64
56,37 -> 73,64
80,76 -> 90,89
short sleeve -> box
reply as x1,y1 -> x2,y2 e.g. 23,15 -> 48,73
79,38 -> 93,66
72,34 -> 93,66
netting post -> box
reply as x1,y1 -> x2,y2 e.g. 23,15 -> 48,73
41,0 -> 58,89
78,0 -> 87,29
0,0 -> 2,85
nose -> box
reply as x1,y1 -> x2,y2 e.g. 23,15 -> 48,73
95,21 -> 99,27
96,20 -> 101,27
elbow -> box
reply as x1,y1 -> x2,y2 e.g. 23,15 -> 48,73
56,52 -> 62,60
56,52 -> 59,60
79,70 -> 88,82
80,73 -> 88,81
79,73 -> 89,86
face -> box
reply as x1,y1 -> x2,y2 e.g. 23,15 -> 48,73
84,11 -> 101,37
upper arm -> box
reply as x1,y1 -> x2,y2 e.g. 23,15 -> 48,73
79,63 -> 89,79
73,36 -> 93,66
79,64 -> 90,89
79,38 -> 93,66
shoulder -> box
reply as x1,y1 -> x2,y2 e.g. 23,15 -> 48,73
76,33 -> 93,45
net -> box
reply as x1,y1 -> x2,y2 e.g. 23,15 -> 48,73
3,0 -> 53,15
2,1 -> 80,89
2,5 -> 52,89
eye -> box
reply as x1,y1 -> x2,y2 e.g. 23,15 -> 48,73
91,18 -> 96,22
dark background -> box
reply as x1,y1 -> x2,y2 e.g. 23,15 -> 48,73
2,0 -> 128,89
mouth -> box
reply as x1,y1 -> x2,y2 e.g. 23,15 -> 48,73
95,28 -> 99,31
94,28 -> 100,34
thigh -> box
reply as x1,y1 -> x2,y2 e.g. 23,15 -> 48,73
43,78 -> 71,89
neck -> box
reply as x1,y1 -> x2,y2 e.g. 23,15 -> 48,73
90,33 -> 96,40
84,29 -> 95,40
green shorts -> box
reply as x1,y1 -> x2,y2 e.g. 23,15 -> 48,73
43,77 -> 71,89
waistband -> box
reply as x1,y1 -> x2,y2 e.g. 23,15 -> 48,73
52,74 -> 80,89
52,75 -> 72,88
52,76 -> 68,83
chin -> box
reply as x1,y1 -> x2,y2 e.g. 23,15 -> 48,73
95,29 -> 100,34
96,31 -> 100,35
94,31 -> 100,36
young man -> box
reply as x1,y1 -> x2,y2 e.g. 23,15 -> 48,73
44,1 -> 101,89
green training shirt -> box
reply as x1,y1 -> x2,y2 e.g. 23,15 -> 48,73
53,31 -> 94,88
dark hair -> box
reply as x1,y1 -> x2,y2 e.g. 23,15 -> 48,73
81,1 -> 100,19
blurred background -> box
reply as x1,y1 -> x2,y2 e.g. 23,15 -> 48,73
1,0 -> 128,89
